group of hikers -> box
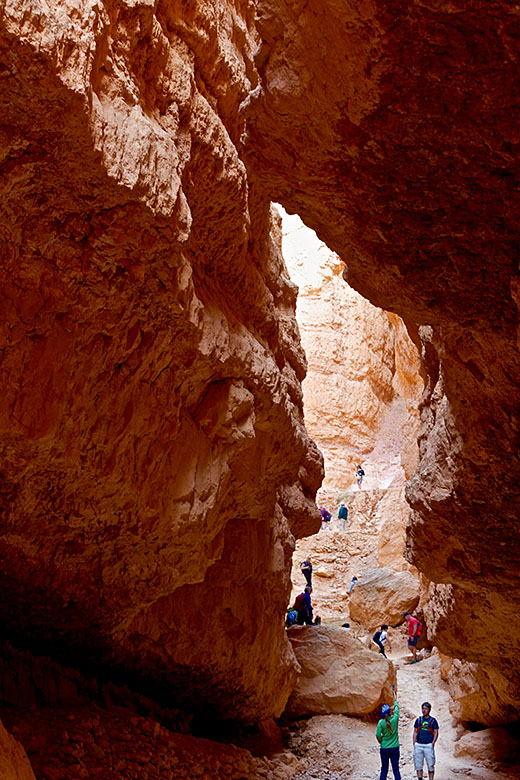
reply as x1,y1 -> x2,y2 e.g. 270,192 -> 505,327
287,558 -> 315,625
377,686 -> 439,780
319,465 -> 366,530
373,612 -> 423,664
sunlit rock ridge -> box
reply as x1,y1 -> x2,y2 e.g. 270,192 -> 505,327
0,0 -> 519,743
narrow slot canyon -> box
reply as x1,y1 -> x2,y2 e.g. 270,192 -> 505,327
0,2 -> 519,779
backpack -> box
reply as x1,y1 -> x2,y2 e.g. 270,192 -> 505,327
420,716 -> 435,737
286,610 -> 297,628
416,620 -> 422,636
373,630 -> 382,643
294,593 -> 306,611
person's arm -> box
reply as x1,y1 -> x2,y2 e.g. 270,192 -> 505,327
376,721 -> 383,744
413,722 -> 419,745
432,728 -> 439,747
411,620 -> 418,637
393,700 -> 399,718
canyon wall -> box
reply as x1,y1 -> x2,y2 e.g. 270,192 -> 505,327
0,0 -> 323,725
243,1 -> 520,721
280,211 -> 423,617
1,0 -> 519,761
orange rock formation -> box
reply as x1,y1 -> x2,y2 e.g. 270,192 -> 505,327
0,0 -> 322,727
0,4 -> 519,776
243,1 -> 520,723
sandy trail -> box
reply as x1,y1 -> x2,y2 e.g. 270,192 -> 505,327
285,649 -> 517,780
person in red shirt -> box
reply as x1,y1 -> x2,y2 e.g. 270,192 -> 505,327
404,612 -> 422,664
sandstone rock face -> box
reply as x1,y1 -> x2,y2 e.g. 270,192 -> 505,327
0,0 -> 323,722
280,209 -> 423,508
0,720 -> 35,780
454,728 -> 519,764
291,483 -> 419,623
282,211 -> 422,620
285,625 -> 396,718
423,581 -> 520,724
349,568 -> 420,631
441,657 -> 520,727
243,2 -> 520,721
2,0 -> 520,739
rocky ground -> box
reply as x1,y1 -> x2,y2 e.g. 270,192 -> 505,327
281,645 -> 520,780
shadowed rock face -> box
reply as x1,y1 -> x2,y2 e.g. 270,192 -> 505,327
242,1 -> 520,718
1,0 -> 520,729
0,0 -> 323,721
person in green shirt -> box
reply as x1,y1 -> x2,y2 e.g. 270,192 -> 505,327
376,685 -> 401,780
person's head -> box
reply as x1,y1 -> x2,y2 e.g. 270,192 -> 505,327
357,464 -> 361,469
381,704 -> 391,717
340,501 -> 345,506
304,586 -> 312,594
352,575 -> 358,581
421,702 -> 432,716
381,624 -> 388,631
403,611 -> 411,622
306,557 -> 311,563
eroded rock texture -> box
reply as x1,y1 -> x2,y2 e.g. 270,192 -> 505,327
243,1 -> 520,721
282,211 -> 423,621
0,0 -> 323,723
285,625 -> 395,718
2,0 -> 520,741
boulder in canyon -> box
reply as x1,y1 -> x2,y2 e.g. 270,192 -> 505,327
349,568 -> 420,630
285,625 -> 396,718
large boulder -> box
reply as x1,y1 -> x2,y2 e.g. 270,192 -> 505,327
285,625 -> 396,718
349,568 -> 419,630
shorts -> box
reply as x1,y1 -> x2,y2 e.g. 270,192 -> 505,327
408,635 -> 419,647
414,743 -> 435,771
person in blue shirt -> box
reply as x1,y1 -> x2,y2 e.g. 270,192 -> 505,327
338,502 -> 348,531
413,702 -> 439,780
300,557 -> 312,587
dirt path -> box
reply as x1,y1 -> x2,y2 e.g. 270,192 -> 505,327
285,650 -> 517,780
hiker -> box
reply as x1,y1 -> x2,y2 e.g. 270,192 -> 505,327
356,465 -> 365,488
404,611 -> 422,663
348,575 -> 358,594
376,684 -> 401,780
286,608 -> 297,628
373,624 -> 391,657
413,702 -> 439,780
294,586 -> 313,625
320,506 -> 332,529
338,501 -> 348,531
299,557 -> 312,587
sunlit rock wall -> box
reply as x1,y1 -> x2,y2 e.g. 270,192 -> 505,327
243,0 -> 520,722
281,211 -> 422,616
0,0 -> 323,723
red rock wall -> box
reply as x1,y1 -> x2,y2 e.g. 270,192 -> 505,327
2,0 -> 520,734
0,0 -> 322,723
243,1 -> 520,721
